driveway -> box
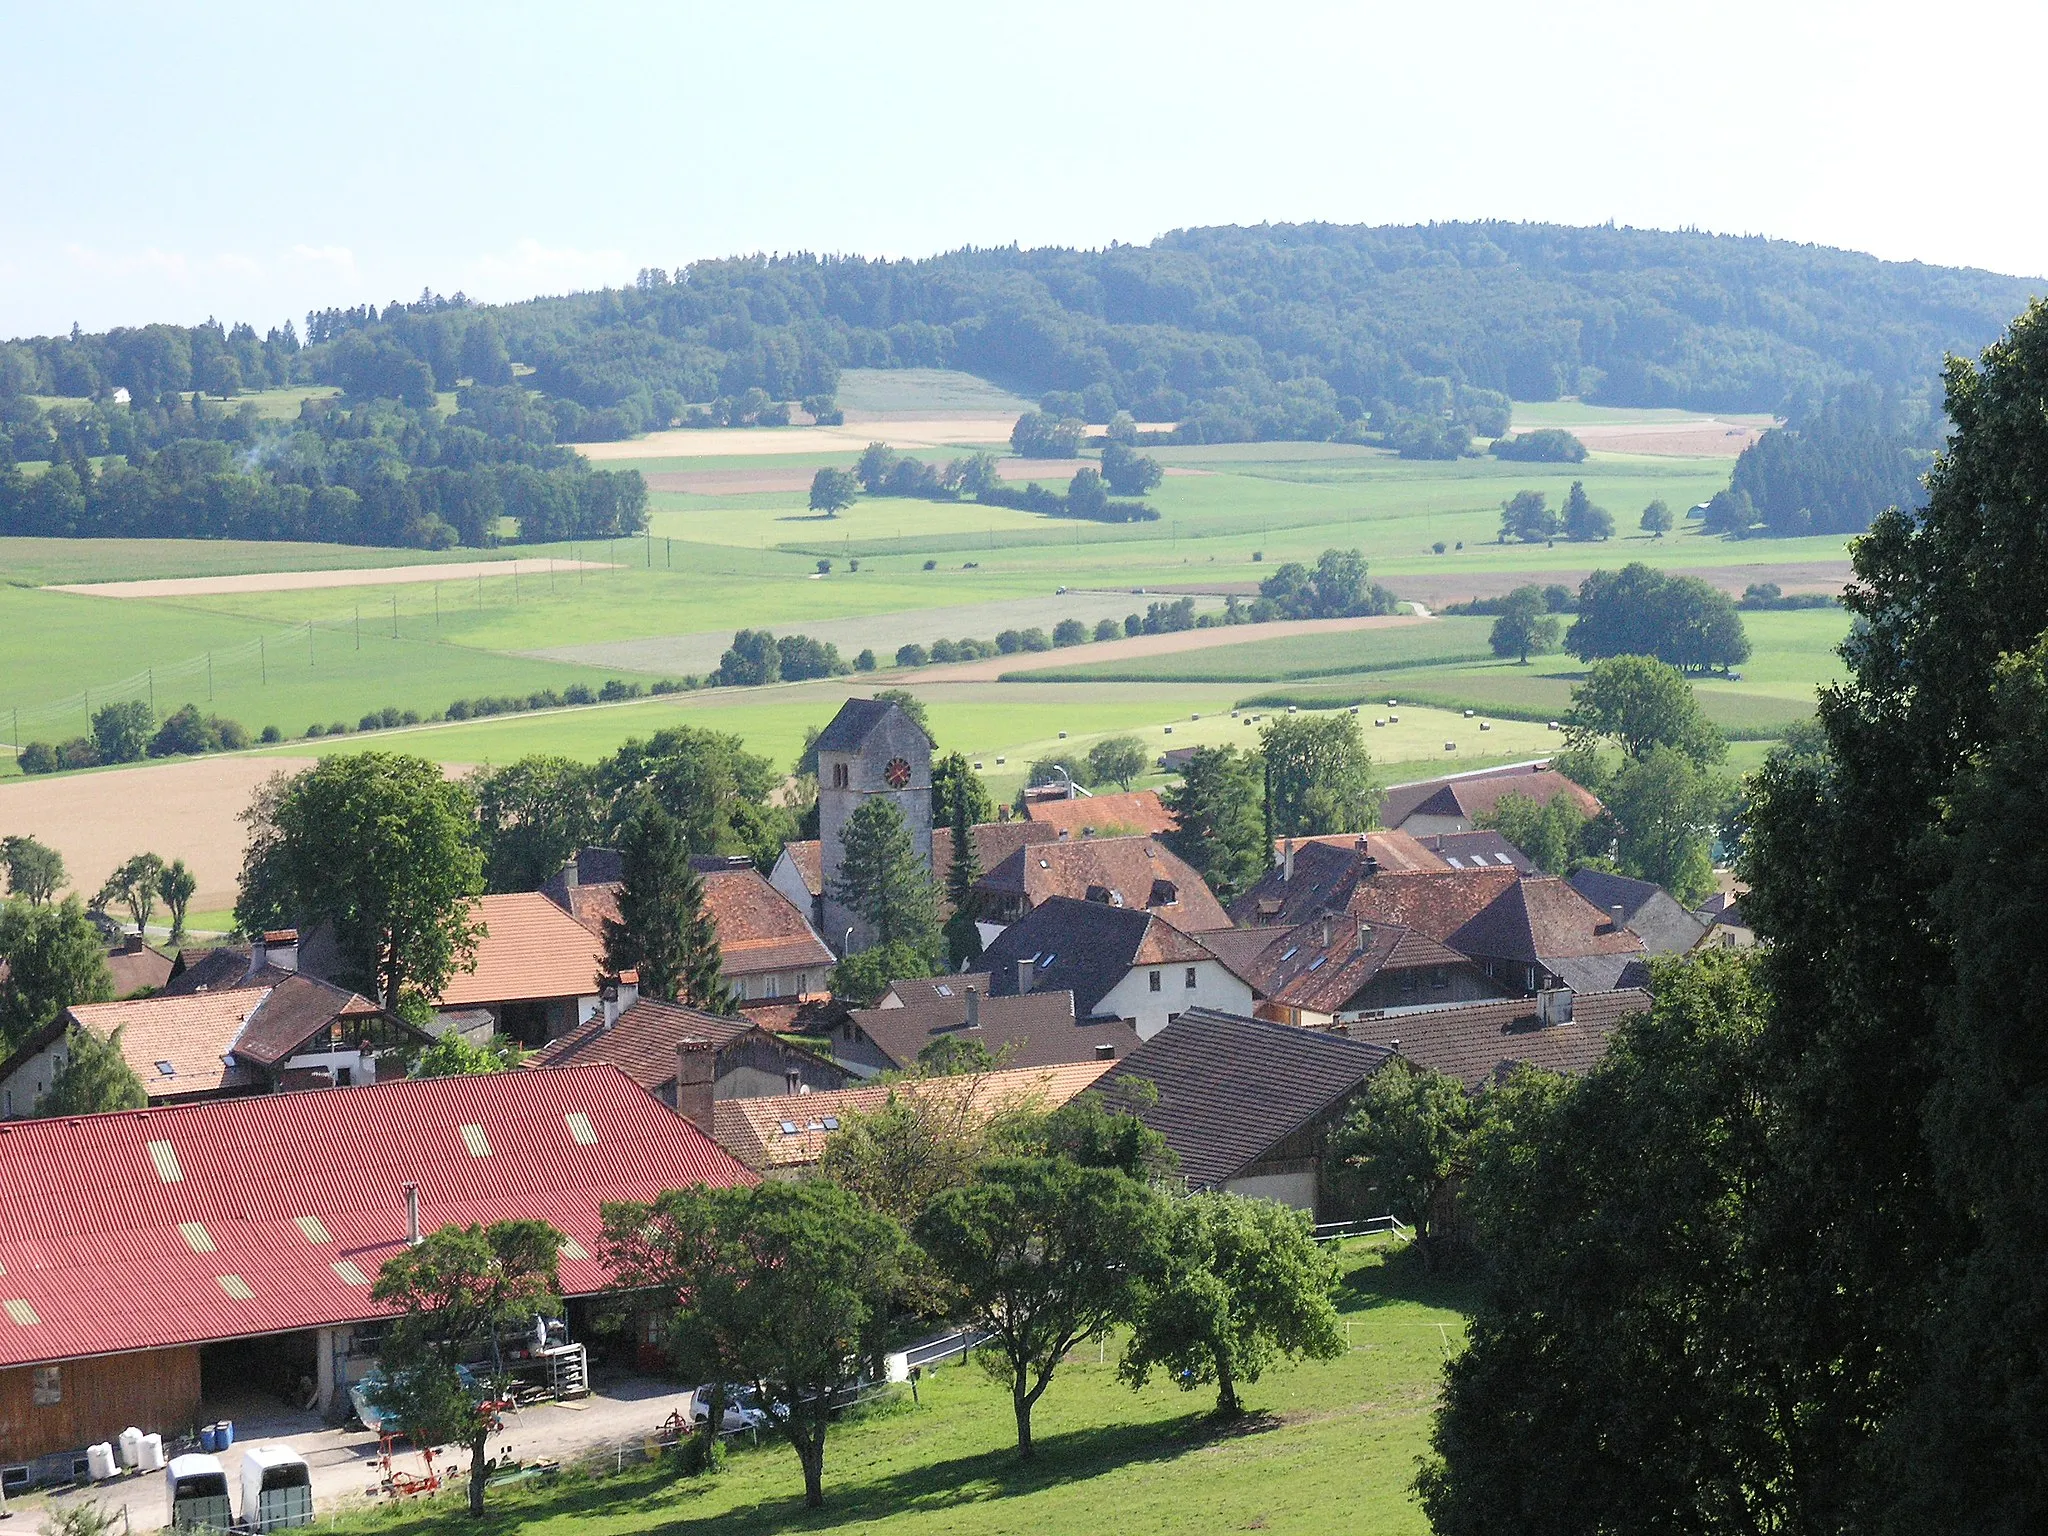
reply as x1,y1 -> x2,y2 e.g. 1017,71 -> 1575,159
15,1374 -> 697,1532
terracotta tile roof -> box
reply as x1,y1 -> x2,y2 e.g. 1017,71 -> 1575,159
533,998 -> 750,1094
1221,918 -> 1479,1015
712,1061 -> 1112,1171
436,892 -> 606,1008
64,992 -> 270,1099
932,821 -> 1059,882
1228,833 -> 1453,927
1444,875 -> 1644,965
850,985 -> 1129,1072
700,867 -> 834,975
1340,988 -> 1651,1087
1098,1009 -> 1391,1189
1272,830 -> 1449,872
978,835 -> 1230,932
161,947 -> 279,996
1024,790 -> 1178,838
1380,763 -> 1603,828
1343,868 -> 1523,945
0,1064 -> 753,1370
982,897 -> 1211,1018
781,840 -> 824,898
229,975 -> 388,1068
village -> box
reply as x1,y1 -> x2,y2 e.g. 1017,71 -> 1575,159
0,689 -> 1749,1529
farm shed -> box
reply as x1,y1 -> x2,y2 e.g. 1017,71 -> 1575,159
0,1065 -> 751,1474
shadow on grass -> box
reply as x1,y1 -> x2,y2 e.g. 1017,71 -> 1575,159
351,1407 -> 1275,1535
1334,1237 -> 1482,1317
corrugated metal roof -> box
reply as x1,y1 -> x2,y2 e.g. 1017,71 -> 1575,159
0,1064 -> 753,1369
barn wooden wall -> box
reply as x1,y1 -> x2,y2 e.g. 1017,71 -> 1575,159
0,1347 -> 201,1463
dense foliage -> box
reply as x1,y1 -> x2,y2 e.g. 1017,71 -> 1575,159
1567,563 -> 1751,672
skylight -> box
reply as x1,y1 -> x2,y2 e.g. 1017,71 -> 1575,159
935,985 -> 953,997
331,1260 -> 371,1287
822,1116 -> 841,1130
1308,956 -> 1328,971
558,1237 -> 591,1263
3,1299 -> 37,1326
155,1060 -> 177,1078
1280,946 -> 1300,962
179,1222 -> 215,1254
565,1112 -> 597,1145
146,1140 -> 182,1183
295,1216 -> 331,1244
779,1120 -> 800,1136
217,1275 -> 255,1301
460,1124 -> 491,1158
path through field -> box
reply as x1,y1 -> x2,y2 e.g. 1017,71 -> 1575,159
50,559 -> 618,599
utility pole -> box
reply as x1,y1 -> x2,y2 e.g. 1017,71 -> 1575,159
147,669 -> 154,717
434,584 -> 440,627
308,620 -> 314,667
260,637 -> 266,686
391,594 -> 398,639
477,574 -> 484,613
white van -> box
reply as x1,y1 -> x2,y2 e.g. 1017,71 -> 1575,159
165,1453 -> 233,1531
239,1446 -> 313,1531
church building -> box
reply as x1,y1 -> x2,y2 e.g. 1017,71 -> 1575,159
814,697 -> 934,953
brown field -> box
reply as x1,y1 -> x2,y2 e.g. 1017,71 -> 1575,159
0,757 -> 317,912
1572,420 -> 1767,457
937,612 -> 1432,682
50,558 -> 616,600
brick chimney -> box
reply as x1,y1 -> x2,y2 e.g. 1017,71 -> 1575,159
965,986 -> 981,1029
674,1037 -> 715,1133
1282,838 -> 1295,882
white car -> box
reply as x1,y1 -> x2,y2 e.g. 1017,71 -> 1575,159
689,1384 -> 775,1433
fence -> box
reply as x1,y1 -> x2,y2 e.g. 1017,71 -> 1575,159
1313,1215 -> 1410,1243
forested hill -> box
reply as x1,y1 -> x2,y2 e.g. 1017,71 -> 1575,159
2,222 -> 2040,459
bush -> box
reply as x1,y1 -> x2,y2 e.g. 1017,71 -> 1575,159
1020,627 -> 1051,652
91,700 -> 154,764
151,704 -> 222,756
855,648 -> 877,672
923,559 -> 937,571
259,725 -> 282,743
1490,428 -> 1587,462
928,639 -> 959,664
1053,619 -> 1088,647
17,742 -> 58,774
1095,618 -> 1122,641
304,722 -> 326,738
599,679 -> 643,701
896,643 -> 928,668
328,721 -> 350,736
59,738 -> 99,770
997,629 -> 1023,655
651,677 -> 692,694
564,683 -> 595,705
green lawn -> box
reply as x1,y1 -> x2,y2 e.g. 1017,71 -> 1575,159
835,367 -> 1036,415
322,1237 -> 1461,1536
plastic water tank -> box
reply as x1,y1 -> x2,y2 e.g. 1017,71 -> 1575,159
138,1433 -> 166,1472
216,1419 -> 235,1449
119,1426 -> 145,1467
87,1441 -> 118,1481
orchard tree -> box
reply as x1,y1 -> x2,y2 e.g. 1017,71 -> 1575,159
1640,499 -> 1674,538
1488,585 -> 1562,663
1562,655 -> 1726,767
1,835 -> 66,904
918,1157 -> 1168,1457
96,853 -> 166,935
1498,490 -> 1557,543
235,753 -> 485,1013
1262,713 -> 1376,837
808,467 -> 858,516
1122,1193 -> 1342,1415
605,1181 -> 907,1507
373,1221 -> 563,1518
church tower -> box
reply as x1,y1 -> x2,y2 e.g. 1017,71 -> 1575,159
815,697 -> 934,953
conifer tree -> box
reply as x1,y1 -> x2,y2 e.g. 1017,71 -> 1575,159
943,792 -> 983,967
604,799 -> 733,1010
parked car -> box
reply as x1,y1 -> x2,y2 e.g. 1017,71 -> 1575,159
688,1384 -> 783,1433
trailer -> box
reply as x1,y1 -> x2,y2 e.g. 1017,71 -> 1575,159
239,1446 -> 313,1532
166,1452 -> 234,1532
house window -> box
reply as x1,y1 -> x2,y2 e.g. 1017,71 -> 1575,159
785,1069 -> 801,1094
335,1067 -> 353,1086
1184,967 -> 1197,989
1401,971 -> 1417,994
1525,965 -> 1539,991
1148,970 -> 1162,992
831,762 -> 850,789
32,1366 -> 60,1405
1430,968 -> 1448,990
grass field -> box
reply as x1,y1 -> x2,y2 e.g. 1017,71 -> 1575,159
318,1236 -> 1462,1536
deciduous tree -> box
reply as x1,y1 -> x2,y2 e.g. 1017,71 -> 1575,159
1,835 -> 65,904
1085,735 -> 1147,792
1488,585 -> 1562,663
36,1024 -> 147,1116
1261,713 -> 1376,836
156,858 -> 196,943
0,896 -> 113,1045
95,852 -> 165,936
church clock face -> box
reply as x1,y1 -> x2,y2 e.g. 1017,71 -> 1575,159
884,757 -> 912,789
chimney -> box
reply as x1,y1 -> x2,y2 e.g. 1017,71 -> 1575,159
1319,916 -> 1332,950
264,929 -> 299,973
674,1037 -> 715,1134
1608,903 -> 1626,933
404,1182 -> 421,1247
619,969 -> 640,1010
965,987 -> 981,1029
1094,1042 -> 1115,1060
1282,839 -> 1296,882
1356,835 -> 1369,857
561,854 -> 580,891
1057,827 -> 1070,840
1016,958 -> 1034,995
1356,919 -> 1371,949
120,933 -> 144,955
601,980 -> 620,1029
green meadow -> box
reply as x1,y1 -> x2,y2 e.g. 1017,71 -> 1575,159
315,1237 -> 1463,1536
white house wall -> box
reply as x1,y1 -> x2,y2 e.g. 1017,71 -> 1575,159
1094,960 -> 1253,1040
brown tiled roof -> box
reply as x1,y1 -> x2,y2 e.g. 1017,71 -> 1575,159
932,821 -> 1059,883
1272,830 -> 1449,872
1222,918 -> 1479,1015
105,937 -> 175,998
701,867 -> 834,975
533,997 -> 750,1093
982,897 -> 1210,1018
1380,763 -> 1603,828
161,947 -> 279,996
1024,790 -> 1178,838
1341,868 -> 1521,943
1445,875 -> 1644,965
437,892 -> 606,1008
850,986 -> 1129,1073
712,1061 -> 1112,1171
1341,988 -> 1651,1087
1098,1009 -> 1391,1189
230,975 -> 387,1067
781,840 -> 824,898
978,836 -> 1229,932
882,973 -> 993,1008
65,991 -> 271,1098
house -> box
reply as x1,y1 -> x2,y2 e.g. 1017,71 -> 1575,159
978,895 -> 1254,1039
1345,869 -> 1649,995
425,892 -> 609,1046
1412,829 -> 1536,874
1378,762 -> 1603,835
1229,833 -> 1449,927
769,839 -> 825,930
838,983 -> 1129,1078
1157,745 -> 1200,775
712,1061 -> 1113,1175
0,1065 -> 753,1470
1696,891 -> 1755,949
0,942 -> 424,1118
1198,914 -> 1505,1029
543,849 -> 836,1006
1567,869 -> 1709,954
777,820 -> 1059,932
974,835 -> 1230,935
534,995 -> 846,1107
814,698 -> 935,953
1097,1008 -> 1392,1217
104,934 -> 175,998
1340,986 -> 1652,1089
1022,789 -> 1177,839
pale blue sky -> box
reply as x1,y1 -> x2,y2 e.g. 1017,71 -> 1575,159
1,0 -> 2039,337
